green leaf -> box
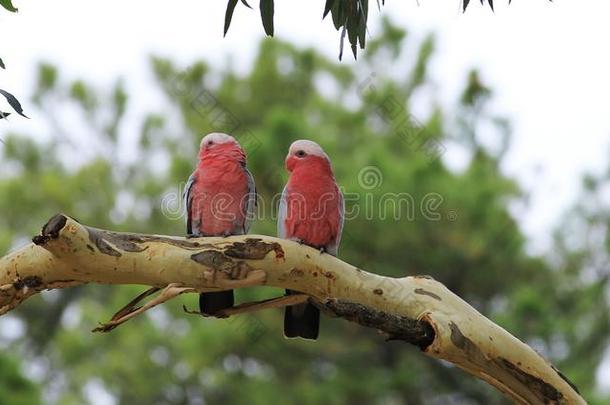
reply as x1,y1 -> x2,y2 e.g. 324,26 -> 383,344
0,57 -> 4,69
339,26 -> 347,60
0,0 -> 18,12
0,89 -> 28,118
358,24 -> 366,50
240,0 -> 252,9
0,111 -> 10,119
323,0 -> 335,19
359,0 -> 368,21
463,0 -> 470,12
224,0 -> 239,37
358,0 -> 368,49
331,0 -> 347,30
260,0 -> 274,36
347,8 -> 359,59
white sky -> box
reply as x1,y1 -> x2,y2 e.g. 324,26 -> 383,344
1,0 -> 610,395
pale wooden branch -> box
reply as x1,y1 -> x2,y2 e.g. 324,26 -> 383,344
0,214 -> 584,404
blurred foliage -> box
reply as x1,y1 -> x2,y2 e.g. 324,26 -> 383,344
0,17 -> 608,405
0,354 -> 40,405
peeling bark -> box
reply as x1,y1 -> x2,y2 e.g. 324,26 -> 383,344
0,214 -> 585,404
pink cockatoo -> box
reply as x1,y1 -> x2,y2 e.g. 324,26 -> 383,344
184,132 -> 256,315
278,140 -> 344,340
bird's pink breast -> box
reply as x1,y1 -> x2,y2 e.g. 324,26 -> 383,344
191,158 -> 249,236
283,160 -> 341,249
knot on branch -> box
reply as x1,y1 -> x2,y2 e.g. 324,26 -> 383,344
32,213 -> 68,245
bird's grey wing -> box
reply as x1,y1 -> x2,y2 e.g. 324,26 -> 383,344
277,184 -> 288,239
243,168 -> 257,234
325,187 -> 344,257
184,173 -> 198,236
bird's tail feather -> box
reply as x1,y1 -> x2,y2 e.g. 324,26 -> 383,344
283,289 -> 320,340
199,291 -> 234,315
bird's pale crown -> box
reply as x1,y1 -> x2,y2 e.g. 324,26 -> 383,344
288,140 -> 329,160
200,132 -> 238,149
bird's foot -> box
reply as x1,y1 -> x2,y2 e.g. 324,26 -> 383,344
182,305 -> 217,318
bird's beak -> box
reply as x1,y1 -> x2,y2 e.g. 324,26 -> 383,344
285,155 -> 295,172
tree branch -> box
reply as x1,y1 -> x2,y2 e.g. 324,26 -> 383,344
0,214 -> 584,404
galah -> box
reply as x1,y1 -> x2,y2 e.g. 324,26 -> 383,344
278,140 -> 344,340
184,132 -> 256,315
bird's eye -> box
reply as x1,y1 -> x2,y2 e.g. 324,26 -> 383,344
207,140 -> 214,146
295,150 -> 306,157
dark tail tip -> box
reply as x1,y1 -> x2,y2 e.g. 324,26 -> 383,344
199,291 -> 234,315
283,290 -> 319,340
